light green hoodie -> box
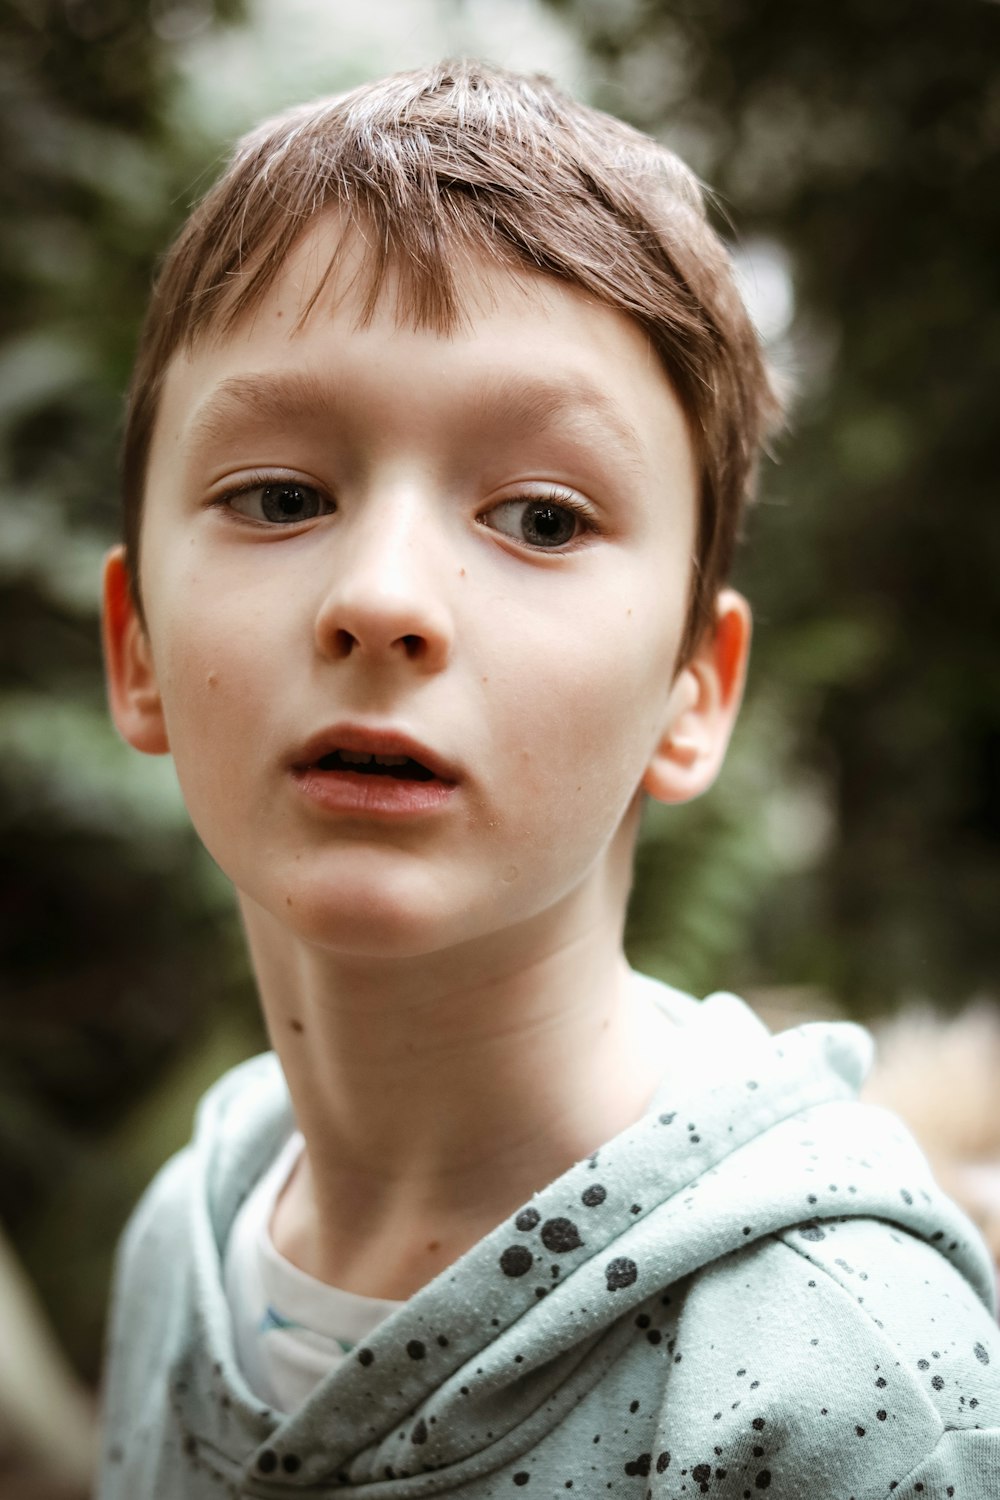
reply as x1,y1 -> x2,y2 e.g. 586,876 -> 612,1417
98,981 -> 1000,1497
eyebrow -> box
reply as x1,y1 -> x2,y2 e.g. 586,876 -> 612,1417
468,373 -> 648,473
186,372 -> 336,450
185,368 -> 648,471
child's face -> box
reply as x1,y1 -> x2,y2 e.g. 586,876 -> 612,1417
105,217 -> 745,958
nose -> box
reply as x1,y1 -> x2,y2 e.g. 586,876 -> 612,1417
312,495 -> 454,674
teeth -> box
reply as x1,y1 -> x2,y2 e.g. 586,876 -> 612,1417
336,750 -> 410,766
311,747 -> 437,781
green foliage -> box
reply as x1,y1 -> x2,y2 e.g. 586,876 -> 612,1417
541,0 -> 1000,1011
0,0 -> 262,1380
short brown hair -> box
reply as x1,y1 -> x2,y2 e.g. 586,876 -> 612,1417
122,58 -> 781,659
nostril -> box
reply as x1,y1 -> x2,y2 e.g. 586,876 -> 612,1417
333,628 -> 357,659
401,634 -> 425,660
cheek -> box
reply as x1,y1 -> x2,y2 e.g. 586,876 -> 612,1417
490,604 -> 677,839
149,591 -> 279,816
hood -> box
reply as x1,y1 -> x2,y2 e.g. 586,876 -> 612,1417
171,980 -> 997,1489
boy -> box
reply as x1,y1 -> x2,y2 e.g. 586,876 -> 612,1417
98,59 -> 1000,1498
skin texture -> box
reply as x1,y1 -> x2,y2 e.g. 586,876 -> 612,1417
103,218 -> 751,1298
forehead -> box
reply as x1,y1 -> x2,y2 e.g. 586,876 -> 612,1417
152,213 -> 698,503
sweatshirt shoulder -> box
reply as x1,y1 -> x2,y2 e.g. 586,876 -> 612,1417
98,1053 -> 288,1498
773,1215 -> 1000,1427
649,1219 -> 1000,1496
115,1050 -> 283,1260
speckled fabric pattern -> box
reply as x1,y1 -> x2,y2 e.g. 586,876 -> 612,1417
97,981 -> 1000,1497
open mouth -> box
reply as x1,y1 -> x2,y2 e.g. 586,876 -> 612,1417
313,750 -> 437,783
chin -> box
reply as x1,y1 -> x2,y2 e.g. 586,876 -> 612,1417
268,873 -> 477,961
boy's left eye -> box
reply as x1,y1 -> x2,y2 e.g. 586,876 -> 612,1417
224,482 -> 332,524
482,497 -> 587,549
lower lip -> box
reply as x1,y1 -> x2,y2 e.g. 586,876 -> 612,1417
291,767 -> 457,818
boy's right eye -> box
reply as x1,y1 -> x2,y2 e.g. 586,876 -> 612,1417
222,481 -> 333,524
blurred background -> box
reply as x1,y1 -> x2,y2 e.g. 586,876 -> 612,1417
1,0 -> 998,1491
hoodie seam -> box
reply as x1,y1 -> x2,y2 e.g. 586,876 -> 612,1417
871,1428 -> 993,1500
775,1228 -> 946,1462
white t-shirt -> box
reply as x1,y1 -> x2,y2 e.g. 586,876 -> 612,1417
223,1133 -> 403,1413
223,976 -> 691,1411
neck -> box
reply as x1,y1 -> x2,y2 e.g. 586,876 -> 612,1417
240,889 -> 676,1298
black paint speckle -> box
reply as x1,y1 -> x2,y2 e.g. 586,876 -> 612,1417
411,1419 -> 428,1446
755,1471 -> 771,1490
656,1452 -> 671,1473
407,1340 -> 426,1360
606,1256 -> 638,1291
974,1341 -> 990,1365
515,1208 -> 540,1231
513,1473 -> 530,1486
500,1245 -> 534,1277
357,1346 -> 374,1366
582,1184 -> 607,1207
541,1217 -> 583,1253
799,1223 -> 826,1242
624,1454 -> 651,1477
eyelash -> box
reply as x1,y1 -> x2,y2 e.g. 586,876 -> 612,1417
478,487 -> 597,550
209,475 -> 598,549
209,473 -> 332,523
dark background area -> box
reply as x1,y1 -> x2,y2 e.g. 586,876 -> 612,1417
1,0 -> 997,1403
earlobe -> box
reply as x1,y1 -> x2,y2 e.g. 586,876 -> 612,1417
101,545 -> 170,755
642,589 -> 751,806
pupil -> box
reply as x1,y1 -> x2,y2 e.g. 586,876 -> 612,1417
262,483 -> 312,521
527,504 -> 573,545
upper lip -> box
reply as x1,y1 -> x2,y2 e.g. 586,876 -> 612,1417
290,724 -> 460,782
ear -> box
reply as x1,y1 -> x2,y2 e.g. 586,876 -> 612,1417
642,588 -> 751,805
101,545 -> 170,755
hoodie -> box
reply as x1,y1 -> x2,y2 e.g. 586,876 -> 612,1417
97,979 -> 1000,1498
